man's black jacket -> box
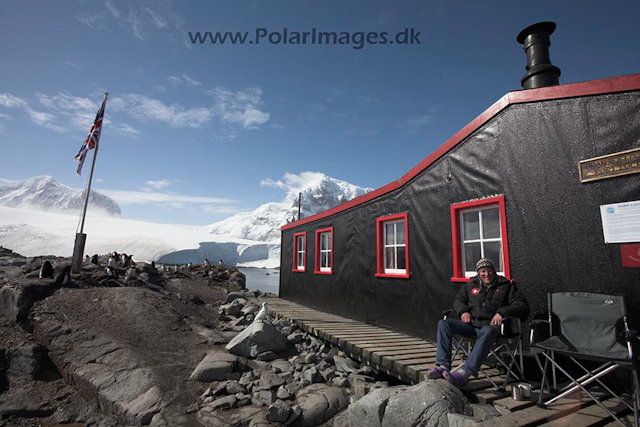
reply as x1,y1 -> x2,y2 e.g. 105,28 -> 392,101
453,275 -> 530,327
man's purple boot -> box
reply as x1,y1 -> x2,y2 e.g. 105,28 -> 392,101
443,369 -> 469,387
426,366 -> 449,379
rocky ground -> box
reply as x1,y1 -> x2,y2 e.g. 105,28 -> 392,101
0,247 -> 499,427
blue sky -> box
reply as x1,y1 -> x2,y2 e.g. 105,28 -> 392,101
1,0 -> 639,225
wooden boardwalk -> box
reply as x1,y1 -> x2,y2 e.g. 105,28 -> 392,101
259,297 -> 635,426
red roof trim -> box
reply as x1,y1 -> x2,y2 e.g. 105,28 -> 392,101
281,73 -> 640,231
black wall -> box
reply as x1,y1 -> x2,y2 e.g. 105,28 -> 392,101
280,90 -> 640,342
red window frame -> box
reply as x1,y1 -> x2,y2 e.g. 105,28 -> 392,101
375,212 -> 410,278
292,232 -> 307,272
314,227 -> 334,275
450,195 -> 510,283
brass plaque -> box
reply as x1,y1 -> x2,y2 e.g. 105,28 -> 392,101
579,147 -> 640,183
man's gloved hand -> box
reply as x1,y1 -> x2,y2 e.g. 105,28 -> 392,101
461,312 -> 472,324
491,313 -> 503,327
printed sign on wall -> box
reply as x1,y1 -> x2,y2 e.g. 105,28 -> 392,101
600,200 -> 640,243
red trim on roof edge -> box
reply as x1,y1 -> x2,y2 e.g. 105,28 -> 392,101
282,73 -> 640,231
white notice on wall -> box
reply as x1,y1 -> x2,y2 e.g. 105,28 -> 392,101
600,200 -> 640,243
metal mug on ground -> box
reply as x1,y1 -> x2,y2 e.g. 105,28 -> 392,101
511,385 -> 524,401
520,383 -> 532,398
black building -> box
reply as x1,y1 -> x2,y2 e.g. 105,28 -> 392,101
279,24 -> 640,341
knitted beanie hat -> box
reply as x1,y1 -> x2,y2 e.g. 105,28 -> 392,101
475,258 -> 495,272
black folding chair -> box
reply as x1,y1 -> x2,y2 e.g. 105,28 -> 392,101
530,292 -> 640,427
444,310 -> 526,391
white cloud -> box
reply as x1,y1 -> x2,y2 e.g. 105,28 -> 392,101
211,87 -> 270,129
108,122 -> 139,137
0,113 -> 13,120
154,84 -> 167,92
75,12 -> 108,29
99,189 -> 236,206
406,114 -> 434,128
166,74 -> 202,88
144,180 -> 171,190
63,61 -> 80,68
261,172 -> 327,201
0,178 -> 18,185
24,108 -> 67,132
105,0 -> 120,18
97,187 -> 240,216
181,74 -> 202,87
0,93 -> 28,108
118,94 -> 214,128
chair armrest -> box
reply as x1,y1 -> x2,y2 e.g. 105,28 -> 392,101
443,309 -> 455,319
500,317 -> 521,338
529,319 -> 551,345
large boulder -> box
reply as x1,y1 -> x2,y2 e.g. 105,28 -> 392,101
225,321 -> 290,358
291,384 -> 348,427
346,380 -> 470,427
189,351 -> 238,382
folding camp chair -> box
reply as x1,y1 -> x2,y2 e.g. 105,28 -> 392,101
443,310 -> 526,391
530,292 -> 640,427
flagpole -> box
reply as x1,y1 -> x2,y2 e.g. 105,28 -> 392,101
72,92 -> 108,273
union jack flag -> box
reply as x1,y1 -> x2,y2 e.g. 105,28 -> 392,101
75,94 -> 108,175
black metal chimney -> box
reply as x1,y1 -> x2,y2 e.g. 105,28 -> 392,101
517,22 -> 561,89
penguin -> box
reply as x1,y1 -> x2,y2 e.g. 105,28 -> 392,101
174,265 -> 179,272
55,265 -> 71,286
218,259 -> 224,267
84,255 -> 90,262
121,253 -> 128,265
151,261 -> 156,269
39,261 -> 54,279
105,266 -> 118,279
253,302 -> 268,323
125,266 -> 136,281
204,259 -> 211,267
187,262 -> 193,270
90,254 -> 99,265
107,256 -> 117,269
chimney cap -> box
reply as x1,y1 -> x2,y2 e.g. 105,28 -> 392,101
517,21 -> 556,44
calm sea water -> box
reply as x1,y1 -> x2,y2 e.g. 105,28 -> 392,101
238,268 -> 280,295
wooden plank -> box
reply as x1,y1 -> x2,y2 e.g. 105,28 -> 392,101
343,338 -> 423,352
371,347 -> 437,364
539,397 -> 631,427
363,343 -> 434,359
478,388 -> 609,427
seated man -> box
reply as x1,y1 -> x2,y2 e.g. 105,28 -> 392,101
428,258 -> 530,387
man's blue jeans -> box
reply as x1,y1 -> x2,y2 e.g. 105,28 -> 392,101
436,319 -> 500,376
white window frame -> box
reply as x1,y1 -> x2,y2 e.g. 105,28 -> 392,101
319,231 -> 331,272
459,205 -> 504,277
383,219 -> 406,275
294,233 -> 306,271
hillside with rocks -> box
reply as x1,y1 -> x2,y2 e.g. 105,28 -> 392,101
0,246 -> 487,427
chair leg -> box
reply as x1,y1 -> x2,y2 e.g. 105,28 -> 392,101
632,370 -> 639,427
538,351 -> 550,408
541,355 -> 628,426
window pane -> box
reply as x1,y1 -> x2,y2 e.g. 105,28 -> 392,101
385,247 -> 395,269
320,234 -> 327,251
298,237 -> 304,251
397,247 -> 406,270
464,242 -> 481,272
297,253 -> 304,268
484,241 -> 502,271
463,211 -> 480,240
322,252 -> 330,268
385,223 -> 395,245
482,208 -> 500,239
396,221 -> 405,245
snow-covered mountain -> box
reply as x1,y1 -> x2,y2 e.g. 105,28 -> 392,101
0,176 -> 121,217
199,173 -> 373,242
